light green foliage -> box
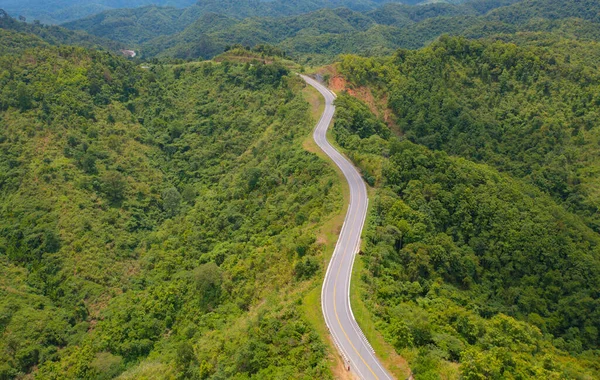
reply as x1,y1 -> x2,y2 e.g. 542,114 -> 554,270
0,31 -> 341,379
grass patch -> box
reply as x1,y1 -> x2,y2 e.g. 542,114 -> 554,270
350,254 -> 412,379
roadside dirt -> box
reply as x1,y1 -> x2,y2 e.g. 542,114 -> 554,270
326,70 -> 399,133
329,336 -> 359,380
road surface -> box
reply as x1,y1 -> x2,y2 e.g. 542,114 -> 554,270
301,75 -> 394,380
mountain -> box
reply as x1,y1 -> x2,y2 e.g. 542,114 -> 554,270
0,9 -> 124,52
328,34 -> 600,377
61,0 -> 411,44
337,31 -> 600,230
1,0 -> 198,24
133,0 -> 598,62
0,29 -> 341,379
61,5 -> 195,44
132,1 -> 512,59
61,0 -> 599,64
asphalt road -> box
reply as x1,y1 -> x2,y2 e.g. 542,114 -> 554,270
301,75 -> 394,380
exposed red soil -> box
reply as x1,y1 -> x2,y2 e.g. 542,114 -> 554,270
326,70 -> 399,131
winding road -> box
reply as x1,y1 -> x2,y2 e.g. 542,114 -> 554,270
301,75 -> 394,380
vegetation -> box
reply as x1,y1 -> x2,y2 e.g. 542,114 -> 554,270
0,10 -> 123,52
333,34 -> 600,378
61,0 -> 415,45
0,30 -> 343,379
3,0 -> 600,378
339,35 -> 600,230
59,0 -> 600,63
1,0 -> 197,25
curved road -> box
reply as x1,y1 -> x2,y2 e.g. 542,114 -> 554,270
302,75 -> 393,380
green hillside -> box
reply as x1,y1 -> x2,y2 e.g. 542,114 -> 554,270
339,35 -> 600,230
60,5 -> 197,45
1,0 -> 197,25
0,10 -> 123,52
61,0 -> 411,44
0,30 -> 342,379
330,34 -> 600,378
61,0 -> 599,63
138,1 -> 513,61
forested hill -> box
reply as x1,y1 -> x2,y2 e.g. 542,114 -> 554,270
339,35 -> 600,231
1,0 -> 198,25
61,0 -> 600,63
329,35 -> 600,377
60,0 -> 517,47
0,10 -> 123,52
0,29 -> 342,378
60,0 -> 411,43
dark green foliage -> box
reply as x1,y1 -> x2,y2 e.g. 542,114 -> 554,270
161,186 -> 181,217
1,0 -> 197,25
377,141 -> 600,345
334,37 -> 600,377
60,0 -> 418,41
174,341 -> 196,378
101,172 -> 127,203
334,93 -> 390,142
0,11 -> 122,52
294,256 -> 320,280
340,36 -> 600,231
58,0 -> 600,63
193,262 -> 222,309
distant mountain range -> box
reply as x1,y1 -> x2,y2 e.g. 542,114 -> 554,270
3,0 -> 436,25
2,0 -> 199,24
59,0 -> 600,62
0,8 -> 124,51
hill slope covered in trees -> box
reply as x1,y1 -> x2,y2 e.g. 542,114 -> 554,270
2,0 -> 198,25
328,34 -> 600,378
61,0 -> 521,59
59,0 -> 600,63
0,10 -> 123,52
61,0 -> 411,43
0,29 -> 343,379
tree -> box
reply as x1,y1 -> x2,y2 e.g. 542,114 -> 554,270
391,320 -> 413,350
16,82 -> 31,111
181,184 -> 196,204
193,263 -> 222,309
102,172 -> 126,203
294,256 -> 319,280
162,187 -> 181,217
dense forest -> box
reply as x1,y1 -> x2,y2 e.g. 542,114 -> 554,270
59,0 -> 599,63
331,34 -> 600,378
59,0 -> 413,45
0,29 -> 344,379
4,0 -> 448,25
0,10 -> 123,52
1,0 -> 198,25
339,35 -> 600,230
